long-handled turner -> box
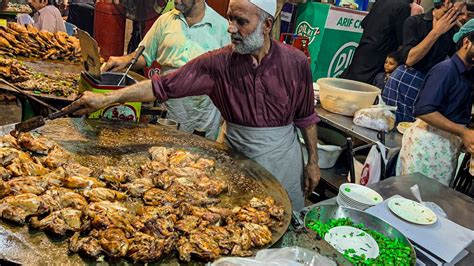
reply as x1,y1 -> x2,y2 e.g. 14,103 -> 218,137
12,103 -> 83,135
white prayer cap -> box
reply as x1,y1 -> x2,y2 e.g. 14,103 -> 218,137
249,0 -> 277,17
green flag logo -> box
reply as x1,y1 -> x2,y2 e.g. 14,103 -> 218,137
328,42 -> 358,78
296,21 -> 320,45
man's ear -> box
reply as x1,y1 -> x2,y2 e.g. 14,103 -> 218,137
263,17 -> 273,34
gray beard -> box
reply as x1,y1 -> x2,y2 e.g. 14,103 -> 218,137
233,23 -> 264,55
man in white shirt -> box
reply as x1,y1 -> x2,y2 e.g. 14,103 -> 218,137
28,0 -> 66,33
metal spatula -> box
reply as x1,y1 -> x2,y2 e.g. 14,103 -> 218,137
11,104 -> 83,135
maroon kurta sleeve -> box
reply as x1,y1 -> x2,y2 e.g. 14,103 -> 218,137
293,59 -> 320,128
151,52 -> 217,102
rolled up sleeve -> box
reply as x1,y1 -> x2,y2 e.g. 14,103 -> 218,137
151,51 -> 217,102
294,59 -> 320,129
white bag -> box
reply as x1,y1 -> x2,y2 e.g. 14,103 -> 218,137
353,104 -> 397,132
360,142 -> 387,186
211,247 -> 336,266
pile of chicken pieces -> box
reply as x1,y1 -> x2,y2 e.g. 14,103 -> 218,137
0,57 -> 31,82
0,133 -> 285,263
0,22 -> 81,61
0,57 -> 79,97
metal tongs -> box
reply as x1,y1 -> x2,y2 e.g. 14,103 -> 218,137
117,45 -> 145,86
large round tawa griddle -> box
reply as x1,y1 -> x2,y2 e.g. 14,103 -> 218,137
0,118 -> 292,265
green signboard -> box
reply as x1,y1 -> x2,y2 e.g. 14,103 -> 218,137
295,3 -> 366,81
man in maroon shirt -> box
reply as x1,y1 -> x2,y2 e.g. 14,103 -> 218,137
68,0 -> 320,211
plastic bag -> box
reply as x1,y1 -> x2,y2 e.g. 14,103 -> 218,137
360,142 -> 387,186
211,247 -> 336,266
353,104 -> 396,132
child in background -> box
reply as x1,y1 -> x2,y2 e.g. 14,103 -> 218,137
373,51 -> 400,91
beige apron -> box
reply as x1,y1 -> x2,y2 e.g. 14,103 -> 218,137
399,120 -> 462,186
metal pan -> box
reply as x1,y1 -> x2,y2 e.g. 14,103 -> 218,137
304,205 -> 416,265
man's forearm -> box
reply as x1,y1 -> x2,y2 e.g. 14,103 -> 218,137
104,80 -> 157,105
405,31 -> 440,66
418,112 -> 467,137
301,124 -> 318,165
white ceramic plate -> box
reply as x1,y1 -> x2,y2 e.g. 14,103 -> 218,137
325,226 -> 380,259
397,122 -> 414,135
388,198 -> 437,225
340,184 -> 383,206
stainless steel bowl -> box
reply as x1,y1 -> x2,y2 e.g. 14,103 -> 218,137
304,205 -> 416,265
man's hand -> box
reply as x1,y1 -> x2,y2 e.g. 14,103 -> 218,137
101,55 -> 132,72
63,91 -> 110,116
432,6 -> 459,36
304,162 -> 321,197
461,129 -> 474,154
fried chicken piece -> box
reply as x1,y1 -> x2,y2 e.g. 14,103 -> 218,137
0,193 -> 49,224
177,237 -> 194,262
98,228 -> 129,258
169,150 -> 197,167
143,188 -> 180,207
41,146 -> 72,169
99,166 -> 131,184
6,157 -> 49,177
148,146 -> 170,164
127,232 -> 165,263
232,206 -> 271,226
0,166 -> 10,181
168,183 -> 220,206
208,206 -> 233,218
242,222 -> 272,247
140,214 -> 176,238
0,176 -> 48,197
186,205 -> 221,224
83,187 -> 127,202
17,132 -> 55,154
121,178 -> 153,197
249,197 -> 285,221
191,158 -> 216,171
25,23 -> 39,36
63,163 -> 93,177
140,160 -> 168,180
0,135 -> 19,149
152,170 -> 176,190
196,176 -> 227,196
41,167 -> 65,187
0,147 -> 20,166
169,166 -> 205,178
69,232 -> 103,258
62,175 -> 105,189
42,187 -> 87,211
85,201 -> 136,237
189,231 -> 221,261
136,205 -> 175,221
54,31 -> 69,46
8,22 -> 28,35
175,215 -> 200,234
30,208 -> 88,235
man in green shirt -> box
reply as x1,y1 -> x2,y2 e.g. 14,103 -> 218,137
102,0 -> 230,140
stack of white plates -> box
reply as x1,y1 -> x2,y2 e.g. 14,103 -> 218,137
337,183 -> 383,210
